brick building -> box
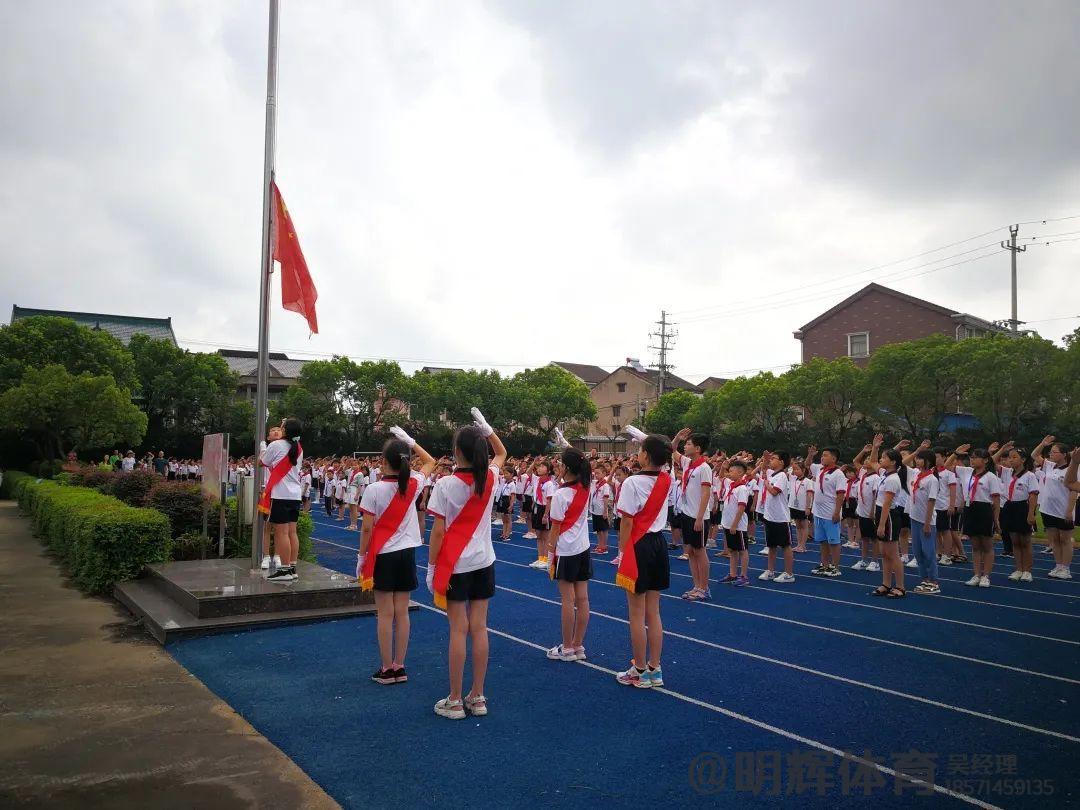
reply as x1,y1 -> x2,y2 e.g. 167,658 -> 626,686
793,283 -> 1008,365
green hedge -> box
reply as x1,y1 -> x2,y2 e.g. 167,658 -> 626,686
222,497 -> 315,563
0,470 -> 33,500
16,479 -> 172,594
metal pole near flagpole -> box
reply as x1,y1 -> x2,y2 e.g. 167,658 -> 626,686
252,0 -> 279,571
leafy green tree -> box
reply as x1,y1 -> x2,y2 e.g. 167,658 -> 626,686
863,335 -> 960,440
689,373 -> 795,440
783,357 -> 867,446
0,365 -> 146,459
0,316 -> 137,394
643,389 -> 698,437
953,334 -> 1062,440
508,366 -> 597,442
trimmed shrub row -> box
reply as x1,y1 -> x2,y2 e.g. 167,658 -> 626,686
16,478 -> 172,594
0,470 -> 33,500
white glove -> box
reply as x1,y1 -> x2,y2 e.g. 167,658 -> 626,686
389,425 -> 415,447
471,407 -> 494,437
625,425 -> 647,443
425,563 -> 435,592
553,427 -> 570,449
355,553 -> 365,579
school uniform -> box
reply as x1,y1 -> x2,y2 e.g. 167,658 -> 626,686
1037,462 -> 1072,530
720,478 -> 751,551
359,471 -> 425,591
677,456 -> 712,548
549,483 -> 593,582
259,439 -> 304,524
855,471 -> 880,539
809,463 -> 847,544
615,471 -> 671,592
789,477 -> 810,522
905,468 -> 940,578
876,472 -> 903,541
427,465 -> 500,601
934,467 -> 959,531
761,470 -> 791,547
531,476 -> 555,531
999,468 -> 1039,535
960,468 -> 1003,537
590,479 -> 612,531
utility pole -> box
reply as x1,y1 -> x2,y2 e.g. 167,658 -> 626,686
1001,224 -> 1026,333
649,310 -> 678,397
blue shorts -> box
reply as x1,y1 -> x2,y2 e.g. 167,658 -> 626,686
813,516 -> 841,545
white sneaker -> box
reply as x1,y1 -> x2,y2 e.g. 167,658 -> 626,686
978,575 -> 990,588
758,570 -> 776,580
843,541 -> 859,549
571,646 -> 586,661
852,559 -> 867,571
706,539 -> 717,548
1020,571 -> 1033,583
272,555 -> 282,568
434,697 -> 465,720
529,559 -> 548,569
677,553 -> 689,561
905,557 -> 919,568
546,644 -> 576,661
757,546 -> 769,554
866,561 -> 881,572
523,532 -> 537,540
260,555 -> 271,570
774,572 -> 796,583
610,554 -> 622,566
939,555 -> 953,566
1059,568 -> 1073,580
900,553 -> 909,563
1008,570 -> 1023,581
1048,565 -> 1064,578
965,575 -> 980,586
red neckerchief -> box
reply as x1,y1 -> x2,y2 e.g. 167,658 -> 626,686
968,473 -> 983,502
1007,470 -> 1024,501
726,477 -> 749,502
682,456 -> 706,489
844,477 -> 855,500
535,474 -> 550,503
818,465 -> 836,492
912,469 -> 934,494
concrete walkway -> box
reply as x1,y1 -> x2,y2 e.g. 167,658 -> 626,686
0,501 -> 339,809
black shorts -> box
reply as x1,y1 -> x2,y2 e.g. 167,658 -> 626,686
710,508 -> 721,525
554,548 -> 592,582
531,506 -> 549,531
611,516 -> 622,532
496,495 -> 510,513
680,513 -> 707,548
523,496 -> 534,513
667,507 -> 679,529
790,507 -> 807,523
445,563 -> 495,602
842,498 -> 858,520
859,516 -> 878,539
724,529 -> 747,551
963,501 -> 994,537
268,498 -> 301,524
373,547 -> 418,592
631,532 -> 669,593
745,495 -> 756,514
592,513 -> 610,532
1001,501 -> 1034,536
888,506 -> 905,541
1042,513 -> 1073,531
935,510 -> 951,532
764,520 -> 791,547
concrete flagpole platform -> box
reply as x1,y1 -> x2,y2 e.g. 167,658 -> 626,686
116,558 -> 378,644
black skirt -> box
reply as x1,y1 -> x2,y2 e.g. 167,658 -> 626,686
373,547 -> 418,592
631,532 -> 670,593
554,548 -> 593,582
963,501 -> 995,537
1000,500 -> 1033,535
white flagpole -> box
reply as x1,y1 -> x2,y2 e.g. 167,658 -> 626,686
252,0 -> 279,570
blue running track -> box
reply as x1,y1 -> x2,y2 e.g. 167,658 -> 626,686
168,508 -> 1080,808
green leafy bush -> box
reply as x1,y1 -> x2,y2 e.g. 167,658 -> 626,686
221,497 -> 316,563
172,530 -> 210,561
107,469 -> 158,506
15,478 -> 171,594
68,466 -> 116,491
0,470 -> 33,500
146,482 -> 208,538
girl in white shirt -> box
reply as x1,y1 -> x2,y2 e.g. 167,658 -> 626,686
999,448 -> 1040,582
545,448 -> 594,662
906,450 -> 941,595
357,428 -> 436,685
788,460 -> 811,553
1032,437 -> 1075,579
259,418 -> 304,583
953,446 -> 1003,588
871,449 -> 907,598
426,410 -> 506,720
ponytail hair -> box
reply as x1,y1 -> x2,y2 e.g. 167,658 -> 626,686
915,449 -> 937,475
883,448 -> 907,489
282,417 -> 303,466
641,434 -> 671,468
561,448 -> 592,488
383,438 -> 411,497
1012,448 -> 1035,474
455,425 -> 490,496
971,447 -> 996,475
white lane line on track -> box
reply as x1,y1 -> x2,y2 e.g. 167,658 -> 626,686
312,536 -> 1080,740
408,602 -> 1001,809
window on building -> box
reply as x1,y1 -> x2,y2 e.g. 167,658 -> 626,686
612,405 -> 622,417
617,382 -> 627,393
612,423 -> 621,433
847,332 -> 870,357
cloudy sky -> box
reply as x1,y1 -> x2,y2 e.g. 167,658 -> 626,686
3,0 -> 1078,383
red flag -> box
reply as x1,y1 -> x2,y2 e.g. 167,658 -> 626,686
271,180 -> 319,334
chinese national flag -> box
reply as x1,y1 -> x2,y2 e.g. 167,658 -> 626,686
271,180 -> 319,335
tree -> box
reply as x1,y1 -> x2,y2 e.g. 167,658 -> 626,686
0,316 -> 137,394
129,335 -> 241,455
0,365 -> 146,459
783,357 -> 867,445
689,373 -> 796,441
954,334 -> 1062,440
508,366 -> 597,442
643,390 -> 698,437
863,335 -> 959,440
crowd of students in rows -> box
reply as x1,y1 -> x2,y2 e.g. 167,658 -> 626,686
256,414 -> 1079,718
92,449 -> 202,479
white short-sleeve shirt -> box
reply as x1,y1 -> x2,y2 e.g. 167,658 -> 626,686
590,481 -> 612,515
1000,467 -> 1040,504
809,463 -> 847,520
720,481 -> 750,532
677,457 -> 713,518
761,470 -> 790,524
359,471 -> 424,554
549,484 -> 591,556
965,471 -> 1003,505
615,472 -> 671,534
259,439 -> 303,500
1038,461 -> 1069,518
905,469 -> 940,524
427,466 -> 498,574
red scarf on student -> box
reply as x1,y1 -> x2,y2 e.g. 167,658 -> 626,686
615,472 -> 672,593
359,477 -> 418,591
432,470 -> 495,608
681,456 -> 706,489
912,469 -> 934,494
258,443 -> 302,515
548,483 -> 589,580
535,474 -> 551,504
